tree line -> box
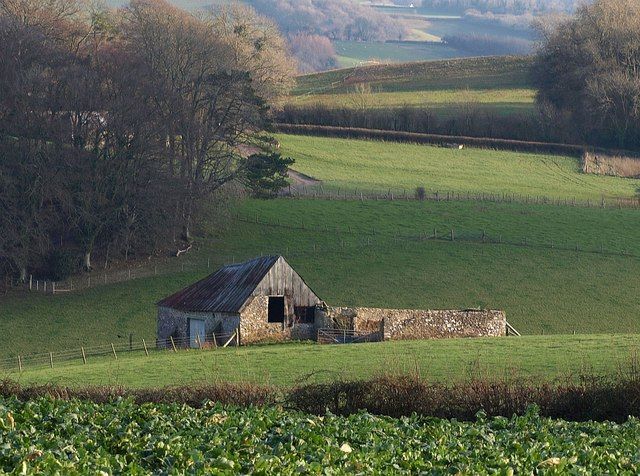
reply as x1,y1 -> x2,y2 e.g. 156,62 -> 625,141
0,0 -> 294,283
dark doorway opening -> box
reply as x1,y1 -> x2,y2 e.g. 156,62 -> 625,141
294,306 -> 315,324
268,296 -> 285,323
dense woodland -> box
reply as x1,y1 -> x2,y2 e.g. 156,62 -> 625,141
246,0 -> 405,42
0,0 -> 294,283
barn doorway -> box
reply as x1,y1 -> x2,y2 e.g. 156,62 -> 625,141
268,296 -> 285,323
189,318 -> 206,348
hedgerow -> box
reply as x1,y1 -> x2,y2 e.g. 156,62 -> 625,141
2,371 -> 640,422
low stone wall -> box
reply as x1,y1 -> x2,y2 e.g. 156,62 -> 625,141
318,306 -> 506,340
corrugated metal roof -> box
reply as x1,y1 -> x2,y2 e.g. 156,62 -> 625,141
157,255 -> 280,313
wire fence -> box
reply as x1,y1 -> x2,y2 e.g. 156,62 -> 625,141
236,215 -> 640,260
0,331 -> 241,373
17,252 -> 261,296
15,214 -> 640,298
282,184 -> 640,210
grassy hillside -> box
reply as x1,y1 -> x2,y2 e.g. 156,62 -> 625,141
288,56 -> 535,115
10,335 -> 640,388
4,197 -> 640,362
278,134 -> 640,200
3,137 -> 640,362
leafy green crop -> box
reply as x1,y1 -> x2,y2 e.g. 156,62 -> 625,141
1,398 -> 639,474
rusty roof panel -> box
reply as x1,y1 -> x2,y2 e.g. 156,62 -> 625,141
157,255 -> 280,313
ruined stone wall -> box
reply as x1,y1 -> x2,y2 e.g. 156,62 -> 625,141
239,295 -> 316,344
318,307 -> 506,340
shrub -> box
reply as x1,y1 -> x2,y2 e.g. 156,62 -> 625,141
46,249 -> 77,281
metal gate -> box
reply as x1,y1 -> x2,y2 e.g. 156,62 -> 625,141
317,328 -> 382,344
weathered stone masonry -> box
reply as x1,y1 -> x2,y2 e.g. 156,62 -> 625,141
316,306 -> 506,340
239,295 -> 315,345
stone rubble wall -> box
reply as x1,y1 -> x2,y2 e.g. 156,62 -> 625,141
317,306 -> 506,340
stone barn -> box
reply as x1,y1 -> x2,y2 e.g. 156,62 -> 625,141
157,255 -> 322,348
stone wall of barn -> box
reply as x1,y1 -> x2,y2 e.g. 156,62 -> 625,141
317,306 -> 506,340
157,307 -> 240,348
239,295 -> 316,344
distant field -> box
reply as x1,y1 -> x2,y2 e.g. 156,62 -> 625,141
290,56 -> 536,114
277,134 -> 640,200
293,56 -> 534,96
10,335 -> 640,388
288,87 -> 535,113
333,40 -> 468,68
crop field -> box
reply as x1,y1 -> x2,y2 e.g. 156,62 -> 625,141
278,134 -> 640,200
2,398 -> 639,474
9,334 -> 640,388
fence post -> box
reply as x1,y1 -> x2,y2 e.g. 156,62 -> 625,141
212,333 -> 218,349
49,352 -> 53,368
44,281 -> 47,293
111,343 -> 118,360
143,339 -> 149,356
17,356 -> 22,372
81,347 -> 87,364
29,275 -> 32,291
450,229 -> 454,241
170,336 -> 177,352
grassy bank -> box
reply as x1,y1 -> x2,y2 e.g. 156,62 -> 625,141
8,335 -> 640,388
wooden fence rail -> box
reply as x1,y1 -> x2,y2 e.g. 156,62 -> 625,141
1,331 -> 242,373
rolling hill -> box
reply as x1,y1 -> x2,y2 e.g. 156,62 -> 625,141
288,56 -> 536,116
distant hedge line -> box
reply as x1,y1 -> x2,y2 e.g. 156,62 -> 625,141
4,371 -> 639,422
275,123 -> 588,156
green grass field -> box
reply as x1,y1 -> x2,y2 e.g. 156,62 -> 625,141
3,136 -> 640,374
278,134 -> 640,200
4,197 -> 640,363
9,335 -> 640,388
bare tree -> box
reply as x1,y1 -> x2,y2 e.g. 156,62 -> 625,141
533,0 -> 640,148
